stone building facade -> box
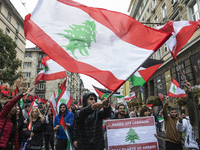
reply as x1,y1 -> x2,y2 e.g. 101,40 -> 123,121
129,0 -> 200,104
0,0 -> 26,85
23,47 -> 82,102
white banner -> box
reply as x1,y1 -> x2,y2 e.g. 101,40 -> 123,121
107,116 -> 159,150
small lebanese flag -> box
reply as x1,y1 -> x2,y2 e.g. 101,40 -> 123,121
34,56 -> 66,85
49,92 -> 56,117
27,101 -> 38,116
158,20 -> 200,60
168,79 -> 186,98
124,91 -> 136,101
56,80 -> 73,115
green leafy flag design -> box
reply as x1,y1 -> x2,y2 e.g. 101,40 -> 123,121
44,66 -> 50,73
60,99 -> 67,104
58,20 -> 97,60
125,128 -> 140,144
173,85 -> 176,93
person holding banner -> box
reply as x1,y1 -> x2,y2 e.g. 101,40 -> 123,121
74,92 -> 111,150
163,96 -> 182,150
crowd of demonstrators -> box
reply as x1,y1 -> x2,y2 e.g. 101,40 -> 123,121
163,96 -> 183,150
23,107 -> 46,150
54,103 -> 74,150
44,108 -> 54,150
74,92 -> 111,150
0,87 -> 33,150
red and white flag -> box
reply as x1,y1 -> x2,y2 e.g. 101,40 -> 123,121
124,91 -> 136,101
34,56 -> 66,85
168,78 -> 186,98
24,0 -> 170,91
27,101 -> 38,116
49,92 -> 57,117
158,20 -> 200,60
56,80 -> 73,115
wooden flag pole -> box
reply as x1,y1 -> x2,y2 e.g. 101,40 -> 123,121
175,61 -> 186,80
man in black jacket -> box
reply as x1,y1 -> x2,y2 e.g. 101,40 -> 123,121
73,92 -> 111,150
111,104 -> 129,119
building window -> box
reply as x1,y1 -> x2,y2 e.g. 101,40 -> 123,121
164,44 -> 169,53
58,83 -> 62,88
7,12 -> 12,22
0,81 -> 3,85
156,49 -> 161,60
0,2 -> 2,11
38,62 -> 44,69
24,83 -> 30,88
16,22 -> 19,30
14,37 -> 18,45
25,52 -> 32,57
23,72 -> 31,78
154,15 -> 158,28
162,3 -> 167,20
37,83 -> 45,90
171,0 -> 178,5
39,53 -> 46,59
152,0 -> 156,9
191,2 -> 199,21
5,28 -> 10,36
146,8 -> 150,20
24,62 -> 32,67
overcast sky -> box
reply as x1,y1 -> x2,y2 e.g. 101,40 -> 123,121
10,0 -> 131,94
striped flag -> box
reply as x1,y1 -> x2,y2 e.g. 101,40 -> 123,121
24,0 -> 171,91
156,116 -> 164,123
168,79 -> 186,98
27,101 -> 38,116
49,92 -> 56,117
59,115 -> 72,150
56,80 -> 73,115
146,104 -> 153,109
123,99 -> 128,114
14,87 -> 23,108
158,93 -> 169,114
35,56 -> 67,85
111,104 -> 116,112
124,91 -> 136,101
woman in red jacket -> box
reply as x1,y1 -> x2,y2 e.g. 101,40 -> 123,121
0,87 -> 33,150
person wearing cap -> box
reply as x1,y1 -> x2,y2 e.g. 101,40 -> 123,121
73,92 -> 111,150
54,103 -> 74,150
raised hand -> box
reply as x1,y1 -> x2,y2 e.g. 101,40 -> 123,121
184,80 -> 191,92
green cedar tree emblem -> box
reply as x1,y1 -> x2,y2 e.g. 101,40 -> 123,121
125,128 -> 140,144
58,20 -> 97,60
173,85 -> 176,93
60,99 -> 67,104
44,66 -> 50,73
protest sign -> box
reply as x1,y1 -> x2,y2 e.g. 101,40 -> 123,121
107,116 -> 158,150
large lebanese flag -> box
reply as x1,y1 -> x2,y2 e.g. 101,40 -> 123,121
34,56 -> 66,85
56,80 -> 73,115
24,0 -> 171,91
158,20 -> 200,61
168,78 -> 186,98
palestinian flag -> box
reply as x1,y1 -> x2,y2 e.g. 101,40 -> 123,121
56,80 -> 73,115
128,59 -> 163,87
93,85 -> 124,99
123,99 -> 128,114
158,93 -> 168,114
14,87 -> 23,108
49,92 -> 56,117
168,78 -> 186,98
157,116 -> 164,123
146,104 -> 153,109
124,91 -> 136,101
34,56 -> 66,85
59,115 -> 73,150
158,20 -> 200,60
110,104 -> 116,111
27,101 -> 38,115
24,0 -> 171,91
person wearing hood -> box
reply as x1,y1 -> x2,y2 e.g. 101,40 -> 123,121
73,92 -> 111,150
54,103 -> 74,150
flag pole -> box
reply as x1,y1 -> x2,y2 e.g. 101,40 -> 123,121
175,61 -> 186,80
25,85 -> 35,99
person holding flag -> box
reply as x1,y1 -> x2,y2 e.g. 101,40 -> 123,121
163,96 -> 182,150
54,103 -> 74,150
74,92 -> 111,150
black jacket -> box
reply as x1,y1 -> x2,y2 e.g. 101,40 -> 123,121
74,92 -> 111,150
23,117 -> 47,149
